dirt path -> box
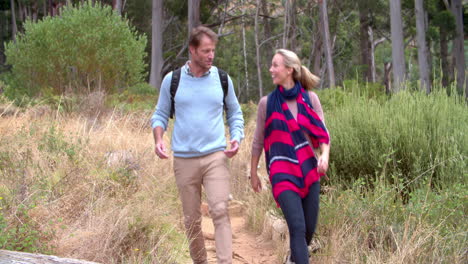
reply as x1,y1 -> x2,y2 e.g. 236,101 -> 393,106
201,203 -> 279,264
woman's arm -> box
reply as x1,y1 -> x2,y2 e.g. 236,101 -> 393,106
309,91 -> 331,174
317,143 -> 330,174
250,97 -> 267,192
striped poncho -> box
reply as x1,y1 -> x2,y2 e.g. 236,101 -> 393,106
264,82 -> 330,202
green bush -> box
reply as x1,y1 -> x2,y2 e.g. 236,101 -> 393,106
318,179 -> 467,262
4,0 -> 147,100
0,205 -> 51,252
105,82 -> 157,111
323,87 -> 466,191
317,80 -> 388,111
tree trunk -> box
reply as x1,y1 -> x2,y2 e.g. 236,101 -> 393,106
311,41 -> 322,76
113,0 -> 122,15
261,0 -> 271,38
384,62 -> 392,94
10,0 -> 17,42
31,1 -> 38,22
43,0 -> 47,17
261,0 -> 272,60
282,0 -> 289,48
255,0 -> 263,99
217,0 -> 228,35
241,0 -> 249,100
390,0 -> 406,92
0,11 -> 4,67
319,0 -> 335,88
358,1 -> 372,81
370,29 -> 386,83
450,0 -> 465,96
48,0 -> 53,16
188,0 -> 200,35
415,0 -> 431,93
440,29 -> 450,88
18,1 -> 23,22
149,0 -> 164,90
282,0 -> 297,50
310,16 -> 323,75
369,32 -> 386,82
368,26 -> 378,83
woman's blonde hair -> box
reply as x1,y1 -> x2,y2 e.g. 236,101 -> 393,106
275,49 -> 320,90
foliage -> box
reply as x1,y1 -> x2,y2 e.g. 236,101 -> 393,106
318,178 -> 467,262
0,204 -> 52,252
319,85 -> 467,192
106,82 -> 157,112
0,108 -> 189,262
4,0 -> 147,100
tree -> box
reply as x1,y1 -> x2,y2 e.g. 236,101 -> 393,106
112,0 -> 122,15
10,0 -> 17,42
150,0 -> 163,90
283,0 -> 297,50
319,0 -> 335,87
254,0 -> 263,98
449,0 -> 465,96
390,0 -> 406,92
5,1 -> 147,98
428,0 -> 456,88
369,26 -> 386,83
415,0 -> 431,93
188,0 -> 200,34
358,0 -> 372,81
240,0 -> 249,99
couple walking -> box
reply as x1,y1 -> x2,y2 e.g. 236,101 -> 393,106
151,26 -> 330,264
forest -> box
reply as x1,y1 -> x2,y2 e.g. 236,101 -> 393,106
0,0 -> 466,263
0,0 -> 467,100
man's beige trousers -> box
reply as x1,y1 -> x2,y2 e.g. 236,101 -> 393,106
174,151 -> 232,264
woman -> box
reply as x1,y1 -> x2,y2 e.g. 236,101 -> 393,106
250,49 -> 330,264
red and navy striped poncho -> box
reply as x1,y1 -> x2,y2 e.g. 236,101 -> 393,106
264,82 -> 330,203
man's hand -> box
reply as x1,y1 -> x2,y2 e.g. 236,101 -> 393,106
155,141 -> 169,159
224,140 -> 239,158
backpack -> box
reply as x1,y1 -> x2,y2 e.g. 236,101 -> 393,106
169,68 -> 229,119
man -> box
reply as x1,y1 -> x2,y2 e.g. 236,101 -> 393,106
151,26 -> 244,264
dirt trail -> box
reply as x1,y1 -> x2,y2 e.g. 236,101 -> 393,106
201,203 -> 279,264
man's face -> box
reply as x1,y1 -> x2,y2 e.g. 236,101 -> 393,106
189,35 -> 216,71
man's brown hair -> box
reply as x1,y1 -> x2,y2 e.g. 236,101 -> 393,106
189,26 -> 218,48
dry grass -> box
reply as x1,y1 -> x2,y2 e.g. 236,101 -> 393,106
0,104 -> 189,263
0,100 -> 465,263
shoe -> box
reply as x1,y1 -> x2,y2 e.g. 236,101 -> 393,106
283,253 -> 295,264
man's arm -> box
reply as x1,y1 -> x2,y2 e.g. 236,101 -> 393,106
150,72 -> 173,159
153,126 -> 169,159
224,74 -> 244,158
224,75 -> 244,143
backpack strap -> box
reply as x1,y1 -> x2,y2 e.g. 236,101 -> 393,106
218,69 -> 229,113
169,68 -> 181,119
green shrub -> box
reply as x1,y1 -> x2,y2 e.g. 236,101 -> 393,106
319,180 -> 467,262
0,205 -> 52,252
4,0 -> 147,100
127,83 -> 155,95
323,88 -> 466,191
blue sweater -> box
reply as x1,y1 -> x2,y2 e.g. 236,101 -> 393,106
151,65 -> 245,158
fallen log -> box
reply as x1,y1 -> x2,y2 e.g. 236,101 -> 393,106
0,250 -> 100,264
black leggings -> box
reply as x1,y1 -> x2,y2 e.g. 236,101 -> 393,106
277,181 -> 320,264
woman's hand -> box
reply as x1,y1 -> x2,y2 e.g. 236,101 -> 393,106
317,154 -> 329,174
250,171 -> 262,192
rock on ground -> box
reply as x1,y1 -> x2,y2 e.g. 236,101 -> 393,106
0,250 -> 100,264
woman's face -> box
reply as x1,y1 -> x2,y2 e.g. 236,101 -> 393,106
269,54 -> 293,86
